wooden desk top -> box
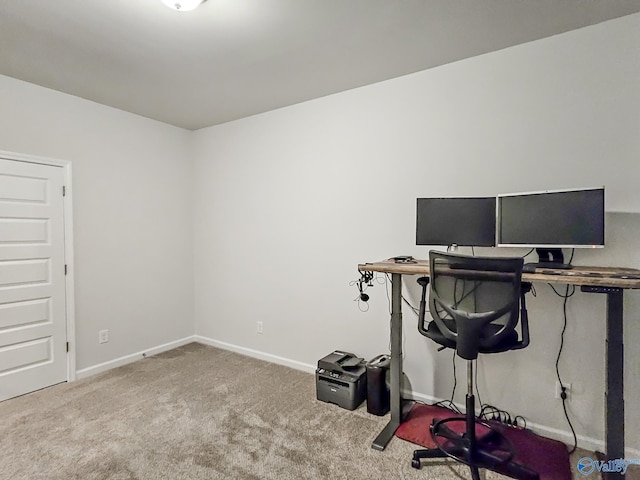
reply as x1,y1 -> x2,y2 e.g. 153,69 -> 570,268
358,258 -> 640,289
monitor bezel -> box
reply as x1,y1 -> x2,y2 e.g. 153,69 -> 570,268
496,186 -> 605,248
416,196 -> 497,248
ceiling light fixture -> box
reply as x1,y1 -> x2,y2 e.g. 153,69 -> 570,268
160,0 -> 206,12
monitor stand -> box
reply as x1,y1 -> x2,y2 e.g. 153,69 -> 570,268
523,248 -> 573,273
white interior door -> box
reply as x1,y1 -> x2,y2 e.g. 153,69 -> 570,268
0,159 -> 67,400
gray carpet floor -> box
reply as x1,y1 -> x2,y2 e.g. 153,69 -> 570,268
0,343 -> 635,479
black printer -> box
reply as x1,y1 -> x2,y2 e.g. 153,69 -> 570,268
316,351 -> 367,410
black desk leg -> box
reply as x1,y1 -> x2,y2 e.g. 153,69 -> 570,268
372,273 -> 402,450
605,289 -> 624,480
581,286 -> 624,480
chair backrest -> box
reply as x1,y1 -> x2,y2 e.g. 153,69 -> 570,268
428,250 -> 526,360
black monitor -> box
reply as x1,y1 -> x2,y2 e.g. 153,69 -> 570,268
497,187 -> 604,269
416,197 -> 496,248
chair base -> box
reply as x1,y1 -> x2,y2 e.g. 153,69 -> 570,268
412,445 -> 538,480
410,414 -> 539,480
412,446 -> 481,480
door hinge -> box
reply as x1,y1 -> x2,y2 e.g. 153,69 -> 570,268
66,342 -> 69,353
64,264 -> 68,275
62,185 -> 66,197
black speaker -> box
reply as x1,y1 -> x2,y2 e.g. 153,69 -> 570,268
366,354 -> 390,416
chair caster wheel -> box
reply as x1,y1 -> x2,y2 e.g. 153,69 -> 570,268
411,459 -> 422,469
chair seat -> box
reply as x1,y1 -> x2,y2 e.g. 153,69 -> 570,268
425,321 -> 520,354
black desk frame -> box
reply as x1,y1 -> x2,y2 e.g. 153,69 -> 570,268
360,260 -> 638,480
581,285 -> 624,480
371,273 -> 403,450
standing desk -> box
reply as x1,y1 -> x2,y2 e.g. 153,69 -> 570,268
358,258 -> 640,480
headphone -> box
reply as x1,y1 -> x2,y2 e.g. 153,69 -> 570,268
357,271 -> 374,302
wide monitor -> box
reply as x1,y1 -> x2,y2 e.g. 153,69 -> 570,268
497,187 -> 604,268
416,197 -> 496,248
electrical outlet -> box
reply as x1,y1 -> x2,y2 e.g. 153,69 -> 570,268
555,381 -> 571,400
98,329 -> 109,344
256,321 -> 263,334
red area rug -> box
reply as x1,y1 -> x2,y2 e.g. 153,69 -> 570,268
395,403 -> 572,480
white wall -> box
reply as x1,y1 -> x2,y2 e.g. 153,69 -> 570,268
193,13 -> 640,453
0,10 -> 637,455
0,75 -> 194,372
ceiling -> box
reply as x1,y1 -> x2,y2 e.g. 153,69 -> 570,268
2,0 -> 640,131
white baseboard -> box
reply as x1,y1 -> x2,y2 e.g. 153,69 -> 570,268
75,334 -> 640,458
193,335 -> 317,374
75,336 -> 196,379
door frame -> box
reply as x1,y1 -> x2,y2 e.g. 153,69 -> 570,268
0,149 -> 76,382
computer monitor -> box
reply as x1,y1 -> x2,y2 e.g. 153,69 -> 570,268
497,187 -> 604,269
416,197 -> 496,248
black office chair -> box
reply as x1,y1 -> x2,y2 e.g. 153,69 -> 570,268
411,251 -> 538,480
